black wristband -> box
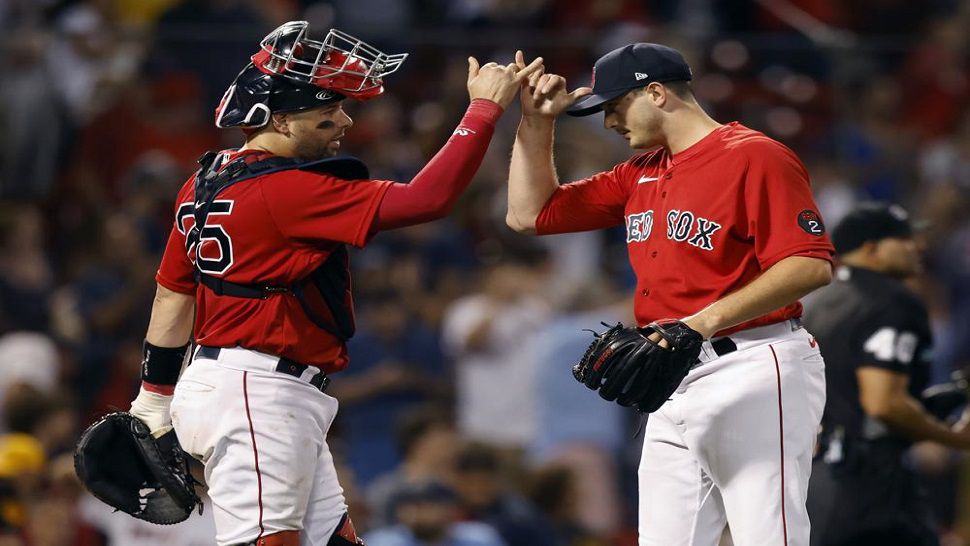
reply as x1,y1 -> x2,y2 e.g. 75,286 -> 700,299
142,341 -> 189,385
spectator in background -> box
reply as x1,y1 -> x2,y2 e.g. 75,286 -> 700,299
0,28 -> 66,200
919,110 -> 970,194
898,15 -> 970,142
152,0 -> 270,111
66,73 -> 220,206
451,442 -> 556,546
833,76 -> 915,202
335,290 -> 450,487
526,464 -> 612,546
0,333 -> 60,434
0,204 -> 55,333
23,491 -> 78,546
805,157 -> 858,229
46,0 -> 142,126
366,480 -> 506,546
367,406 -> 460,529
121,153 -> 188,254
0,433 -> 45,530
930,216 -> 970,380
3,385 -> 76,457
62,212 -> 156,412
355,223 -> 480,330
441,250 -> 550,451
527,278 -> 629,538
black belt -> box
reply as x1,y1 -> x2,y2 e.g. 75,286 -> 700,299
195,346 -> 330,392
689,337 -> 738,368
691,318 -> 803,365
709,337 -> 738,358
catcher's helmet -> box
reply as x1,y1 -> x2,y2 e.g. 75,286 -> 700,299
215,21 -> 408,128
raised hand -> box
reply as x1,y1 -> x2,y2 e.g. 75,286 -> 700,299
515,50 -> 592,118
467,52 -> 544,109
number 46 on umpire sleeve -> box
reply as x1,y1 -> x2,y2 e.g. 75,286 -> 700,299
862,327 -> 918,365
176,200 -> 235,275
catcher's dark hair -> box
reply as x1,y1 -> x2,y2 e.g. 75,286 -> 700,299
395,404 -> 454,457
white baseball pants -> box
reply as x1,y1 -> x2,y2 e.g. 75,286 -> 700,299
638,320 -> 826,546
170,346 -> 347,546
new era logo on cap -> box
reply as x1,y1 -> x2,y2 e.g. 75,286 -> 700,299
568,43 -> 693,117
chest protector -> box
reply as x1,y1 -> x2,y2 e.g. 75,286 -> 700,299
189,151 -> 370,341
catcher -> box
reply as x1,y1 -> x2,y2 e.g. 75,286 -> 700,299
75,21 -> 540,546
508,44 -> 833,545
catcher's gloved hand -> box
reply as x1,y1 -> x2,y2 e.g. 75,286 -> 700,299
74,412 -> 201,524
573,320 -> 704,413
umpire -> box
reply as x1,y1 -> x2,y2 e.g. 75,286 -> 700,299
805,202 -> 966,546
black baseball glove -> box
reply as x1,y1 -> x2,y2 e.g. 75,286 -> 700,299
573,320 -> 704,413
74,412 -> 201,524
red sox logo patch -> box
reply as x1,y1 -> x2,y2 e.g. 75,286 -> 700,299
797,209 -> 825,236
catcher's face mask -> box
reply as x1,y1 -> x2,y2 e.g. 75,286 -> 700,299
215,21 -> 408,128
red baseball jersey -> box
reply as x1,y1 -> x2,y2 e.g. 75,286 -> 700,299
536,122 -> 834,336
156,149 -> 391,371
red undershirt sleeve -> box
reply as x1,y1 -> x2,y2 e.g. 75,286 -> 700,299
372,99 -> 503,231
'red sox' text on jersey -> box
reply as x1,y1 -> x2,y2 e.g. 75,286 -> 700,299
156,149 -> 391,371
536,122 -> 834,336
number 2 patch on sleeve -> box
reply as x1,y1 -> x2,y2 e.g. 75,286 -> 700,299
797,209 -> 825,235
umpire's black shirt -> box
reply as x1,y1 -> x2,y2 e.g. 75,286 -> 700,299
804,265 -> 933,452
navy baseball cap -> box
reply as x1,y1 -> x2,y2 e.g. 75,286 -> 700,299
567,43 -> 693,117
831,202 -> 920,254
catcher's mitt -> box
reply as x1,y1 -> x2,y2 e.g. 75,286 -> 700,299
74,412 -> 201,524
573,320 -> 704,413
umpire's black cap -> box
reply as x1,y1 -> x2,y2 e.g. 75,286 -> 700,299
831,202 -> 921,254
568,43 -> 693,117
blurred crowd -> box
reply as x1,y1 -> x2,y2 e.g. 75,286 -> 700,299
1,0 -> 970,544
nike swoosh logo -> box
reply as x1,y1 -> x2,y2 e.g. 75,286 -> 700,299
638,176 -> 659,184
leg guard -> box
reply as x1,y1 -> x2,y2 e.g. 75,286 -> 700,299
328,513 -> 364,546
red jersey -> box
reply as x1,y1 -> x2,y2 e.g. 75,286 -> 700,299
156,149 -> 391,371
536,122 -> 834,336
